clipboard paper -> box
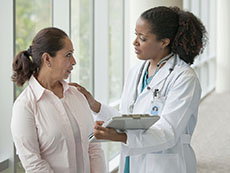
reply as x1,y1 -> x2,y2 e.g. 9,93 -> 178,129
89,114 -> 160,142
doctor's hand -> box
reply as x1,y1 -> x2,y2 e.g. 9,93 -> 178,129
94,121 -> 127,144
69,82 -> 101,113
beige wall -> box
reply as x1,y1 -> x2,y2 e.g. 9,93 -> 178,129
0,0 -> 14,172
216,0 -> 230,93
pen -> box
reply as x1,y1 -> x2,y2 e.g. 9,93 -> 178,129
88,132 -> 94,139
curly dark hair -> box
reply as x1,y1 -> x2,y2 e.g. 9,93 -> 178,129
141,6 -> 207,65
12,27 -> 68,86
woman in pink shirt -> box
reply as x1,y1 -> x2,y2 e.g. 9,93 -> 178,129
11,27 -> 106,173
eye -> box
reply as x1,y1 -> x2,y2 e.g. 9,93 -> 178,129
139,35 -> 146,41
65,52 -> 72,57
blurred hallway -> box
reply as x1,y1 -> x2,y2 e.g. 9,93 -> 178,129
192,91 -> 230,173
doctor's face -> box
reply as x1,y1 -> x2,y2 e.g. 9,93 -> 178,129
133,17 -> 164,61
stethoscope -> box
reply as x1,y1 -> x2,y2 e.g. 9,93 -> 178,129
129,53 -> 177,113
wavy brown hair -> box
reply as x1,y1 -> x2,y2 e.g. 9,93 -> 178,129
141,6 -> 207,65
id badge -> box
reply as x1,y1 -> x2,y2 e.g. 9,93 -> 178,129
149,97 -> 165,116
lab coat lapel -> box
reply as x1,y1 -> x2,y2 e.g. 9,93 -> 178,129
137,57 -> 175,96
148,59 -> 172,89
137,61 -> 150,95
131,56 -> 175,113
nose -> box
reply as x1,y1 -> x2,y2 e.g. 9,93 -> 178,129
71,55 -> 76,66
133,36 -> 139,46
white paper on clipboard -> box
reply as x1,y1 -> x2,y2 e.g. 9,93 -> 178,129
89,114 -> 160,143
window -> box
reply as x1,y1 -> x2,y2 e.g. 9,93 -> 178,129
15,0 -> 52,172
70,0 -> 93,92
184,0 -> 216,97
107,0 -> 124,163
71,0 -> 125,170
108,0 -> 124,103
15,0 -> 52,98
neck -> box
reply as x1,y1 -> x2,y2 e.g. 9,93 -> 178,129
148,51 -> 172,76
36,68 -> 63,98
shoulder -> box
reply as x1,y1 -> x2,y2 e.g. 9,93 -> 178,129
128,61 -> 145,75
167,56 -> 201,91
13,86 -> 35,113
68,85 -> 90,106
125,61 -> 146,83
67,85 -> 94,121
174,56 -> 198,79
61,80 -> 86,100
68,85 -> 84,97
12,86 -> 36,129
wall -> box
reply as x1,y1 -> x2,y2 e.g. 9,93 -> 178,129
0,0 -> 14,172
216,0 -> 230,93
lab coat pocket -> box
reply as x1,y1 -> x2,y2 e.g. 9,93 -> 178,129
146,153 -> 180,173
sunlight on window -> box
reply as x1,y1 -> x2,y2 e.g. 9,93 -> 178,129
71,0 -> 93,92
15,1 -> 52,171
108,0 -> 124,103
15,0 -> 52,98
107,0 -> 124,162
70,0 -> 124,167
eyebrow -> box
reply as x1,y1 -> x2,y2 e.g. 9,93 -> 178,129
63,50 -> 74,56
64,49 -> 74,54
135,30 -> 149,37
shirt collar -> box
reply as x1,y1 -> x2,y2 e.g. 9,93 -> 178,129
29,75 -> 70,102
60,80 -> 70,93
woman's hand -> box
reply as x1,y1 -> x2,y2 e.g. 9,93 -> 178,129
94,121 -> 127,143
69,82 -> 101,113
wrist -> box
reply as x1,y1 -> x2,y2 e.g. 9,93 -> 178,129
121,133 -> 127,144
114,132 -> 127,143
91,100 -> 101,113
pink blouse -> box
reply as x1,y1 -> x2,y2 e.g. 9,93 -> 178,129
11,76 -> 106,173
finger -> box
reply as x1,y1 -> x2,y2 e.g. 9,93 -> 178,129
77,87 -> 89,96
96,121 -> 104,126
94,130 -> 104,139
95,125 -> 107,131
94,129 -> 108,139
94,121 -> 104,129
69,82 -> 81,87
69,82 -> 86,91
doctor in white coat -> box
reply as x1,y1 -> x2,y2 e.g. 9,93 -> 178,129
71,6 -> 207,173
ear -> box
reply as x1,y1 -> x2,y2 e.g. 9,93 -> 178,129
160,38 -> 170,49
41,52 -> 52,67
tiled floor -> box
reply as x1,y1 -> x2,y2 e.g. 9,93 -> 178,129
192,91 -> 230,173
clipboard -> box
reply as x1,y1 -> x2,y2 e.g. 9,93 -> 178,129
89,114 -> 160,142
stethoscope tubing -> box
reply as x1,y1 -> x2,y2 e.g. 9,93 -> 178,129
129,54 -> 177,113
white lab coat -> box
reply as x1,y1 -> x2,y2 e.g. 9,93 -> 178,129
96,55 -> 201,173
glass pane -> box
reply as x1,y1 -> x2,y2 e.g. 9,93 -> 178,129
15,0 -> 52,172
107,0 -> 123,161
15,0 -> 52,98
71,0 -> 92,92
108,0 -> 123,103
